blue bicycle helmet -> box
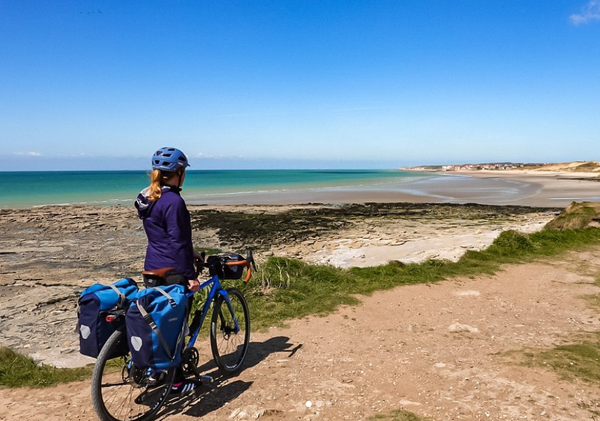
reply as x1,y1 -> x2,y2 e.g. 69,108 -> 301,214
151,147 -> 190,172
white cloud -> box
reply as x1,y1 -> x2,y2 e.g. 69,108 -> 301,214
570,1 -> 600,25
14,151 -> 42,157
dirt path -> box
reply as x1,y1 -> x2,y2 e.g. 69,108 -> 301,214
2,248 -> 600,421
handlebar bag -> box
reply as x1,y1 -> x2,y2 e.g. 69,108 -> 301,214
126,284 -> 187,371
77,278 -> 139,358
207,253 -> 245,280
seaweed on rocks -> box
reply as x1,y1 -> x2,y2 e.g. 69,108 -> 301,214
190,202 -> 561,253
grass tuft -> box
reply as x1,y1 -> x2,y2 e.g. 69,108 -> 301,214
0,347 -> 92,388
544,202 -> 600,230
520,333 -> 600,383
368,409 -> 430,420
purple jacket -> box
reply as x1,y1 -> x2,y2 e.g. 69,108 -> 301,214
135,186 -> 196,280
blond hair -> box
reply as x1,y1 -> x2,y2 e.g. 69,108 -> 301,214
147,168 -> 184,202
148,169 -> 164,202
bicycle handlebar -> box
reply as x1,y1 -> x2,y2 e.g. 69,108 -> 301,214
224,259 -> 253,283
195,249 -> 256,283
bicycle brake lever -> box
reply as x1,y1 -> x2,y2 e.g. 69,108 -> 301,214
247,249 -> 257,270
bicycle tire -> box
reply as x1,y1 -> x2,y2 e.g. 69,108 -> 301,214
91,329 -> 175,421
210,287 -> 250,373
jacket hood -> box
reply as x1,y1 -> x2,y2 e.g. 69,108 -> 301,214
135,187 -> 153,219
135,186 -> 180,219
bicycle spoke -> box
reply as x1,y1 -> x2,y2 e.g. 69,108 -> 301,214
210,288 -> 250,373
91,330 -> 175,421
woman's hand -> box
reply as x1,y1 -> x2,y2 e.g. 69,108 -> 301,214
187,278 -> 200,292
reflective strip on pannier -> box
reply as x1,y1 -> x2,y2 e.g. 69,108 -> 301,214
77,278 -> 138,358
126,284 -> 187,371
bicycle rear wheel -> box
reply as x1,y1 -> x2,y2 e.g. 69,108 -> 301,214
91,330 -> 175,421
210,287 -> 250,373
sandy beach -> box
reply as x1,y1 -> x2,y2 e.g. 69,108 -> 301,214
187,169 -> 600,207
451,169 -> 600,206
1,170 -> 599,420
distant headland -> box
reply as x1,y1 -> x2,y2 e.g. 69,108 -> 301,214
402,160 -> 600,174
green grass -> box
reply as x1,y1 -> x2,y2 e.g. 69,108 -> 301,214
0,347 -> 92,388
515,270 -> 600,389
519,333 -> 600,384
241,227 -> 600,331
3,226 -> 600,389
544,202 -> 600,230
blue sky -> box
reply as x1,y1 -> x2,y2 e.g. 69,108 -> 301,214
1,0 -> 599,170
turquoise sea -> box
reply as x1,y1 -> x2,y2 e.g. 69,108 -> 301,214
0,170 -> 434,209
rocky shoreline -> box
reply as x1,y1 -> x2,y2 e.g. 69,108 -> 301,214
192,203 -> 561,266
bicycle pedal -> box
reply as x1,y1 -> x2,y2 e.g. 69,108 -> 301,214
199,375 -> 214,384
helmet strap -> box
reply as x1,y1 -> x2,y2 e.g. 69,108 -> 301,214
176,168 -> 185,189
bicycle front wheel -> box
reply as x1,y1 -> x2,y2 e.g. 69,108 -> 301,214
91,330 -> 175,421
210,287 -> 250,373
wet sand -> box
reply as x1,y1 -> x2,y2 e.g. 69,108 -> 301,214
186,170 -> 600,207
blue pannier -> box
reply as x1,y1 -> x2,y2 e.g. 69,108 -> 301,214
126,284 -> 187,371
78,278 -> 139,358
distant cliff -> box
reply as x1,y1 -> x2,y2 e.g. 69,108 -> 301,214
527,161 -> 600,172
403,161 -> 600,173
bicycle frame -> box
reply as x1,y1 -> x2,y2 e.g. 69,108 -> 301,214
91,253 -> 254,421
185,274 -> 240,349
98,274 -> 240,386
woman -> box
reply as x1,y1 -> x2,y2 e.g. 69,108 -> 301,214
135,146 -> 200,292
135,146 -> 201,394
